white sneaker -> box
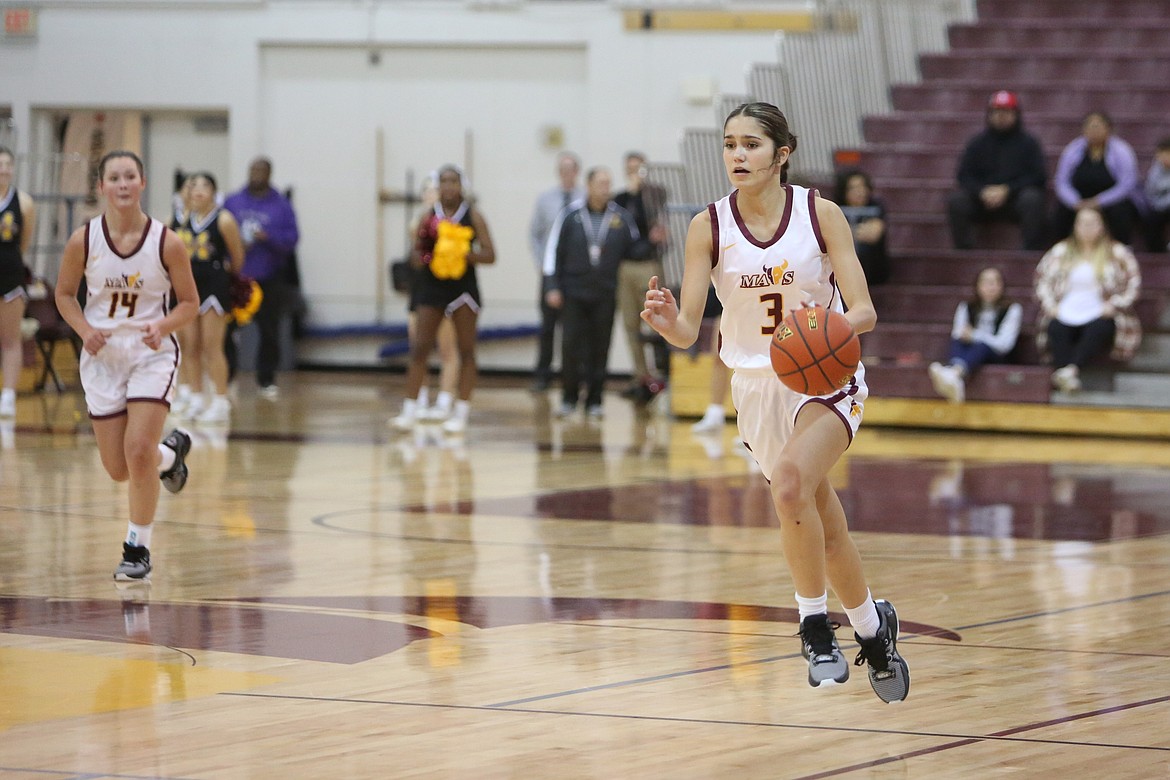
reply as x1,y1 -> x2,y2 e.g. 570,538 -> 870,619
183,394 -> 206,420
258,384 -> 281,401
0,392 -> 15,418
929,362 -> 964,403
390,410 -> 416,431
421,404 -> 451,422
692,412 -> 725,434
441,415 -> 467,435
1051,365 -> 1081,393
197,396 -> 231,424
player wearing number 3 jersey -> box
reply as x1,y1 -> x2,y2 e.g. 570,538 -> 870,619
55,150 -> 200,583
641,102 -> 909,702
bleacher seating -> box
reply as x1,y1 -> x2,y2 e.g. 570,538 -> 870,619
852,0 -> 1170,406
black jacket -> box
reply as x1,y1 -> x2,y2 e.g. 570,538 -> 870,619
956,121 -> 1047,198
544,202 -> 649,302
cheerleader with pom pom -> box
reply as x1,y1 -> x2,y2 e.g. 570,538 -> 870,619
390,165 -> 495,434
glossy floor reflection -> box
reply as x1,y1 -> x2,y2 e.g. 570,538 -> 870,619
0,372 -> 1168,778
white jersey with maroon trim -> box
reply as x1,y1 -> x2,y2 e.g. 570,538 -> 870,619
83,215 -> 174,333
709,184 -> 843,371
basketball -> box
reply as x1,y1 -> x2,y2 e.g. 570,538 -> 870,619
770,306 -> 860,395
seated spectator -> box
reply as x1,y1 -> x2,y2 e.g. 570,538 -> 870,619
834,168 -> 889,285
947,90 -> 1048,251
1052,111 -> 1142,246
1034,206 -> 1142,393
928,266 -> 1023,403
1142,135 -> 1170,252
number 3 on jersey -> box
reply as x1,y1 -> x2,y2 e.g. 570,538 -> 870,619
759,292 -> 785,335
108,291 -> 139,319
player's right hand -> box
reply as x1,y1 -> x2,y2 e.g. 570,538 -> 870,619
641,275 -> 678,332
83,329 -> 111,355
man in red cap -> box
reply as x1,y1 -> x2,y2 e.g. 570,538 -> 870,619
947,89 -> 1048,250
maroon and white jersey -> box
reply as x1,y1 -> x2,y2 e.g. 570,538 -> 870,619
709,184 -> 844,371
83,215 -> 174,335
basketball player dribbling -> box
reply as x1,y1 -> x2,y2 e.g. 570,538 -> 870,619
54,150 -> 199,582
641,102 -> 910,702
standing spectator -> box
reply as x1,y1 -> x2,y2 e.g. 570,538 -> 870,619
544,167 -> 648,418
53,150 -> 197,580
614,151 -> 669,397
928,266 -> 1023,403
1142,136 -> 1170,252
223,157 -> 300,399
1035,206 -> 1142,393
947,90 -> 1048,251
390,164 -> 495,434
171,173 -> 245,423
833,168 -> 889,285
1052,111 -> 1143,247
0,146 -> 36,418
528,152 -> 584,392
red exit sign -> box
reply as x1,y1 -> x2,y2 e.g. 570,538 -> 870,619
3,7 -> 38,39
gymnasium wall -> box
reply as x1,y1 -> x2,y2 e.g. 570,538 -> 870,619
1,0 -> 784,357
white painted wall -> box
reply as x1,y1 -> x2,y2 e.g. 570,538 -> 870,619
1,0 -> 788,369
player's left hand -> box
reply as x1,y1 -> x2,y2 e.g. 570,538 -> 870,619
141,322 -> 165,351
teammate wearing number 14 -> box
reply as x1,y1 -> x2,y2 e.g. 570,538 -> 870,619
55,150 -> 199,583
642,102 -> 909,702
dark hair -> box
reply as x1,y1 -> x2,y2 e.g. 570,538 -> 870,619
968,266 -> 1011,321
1083,110 -> 1113,130
585,166 -> 609,184
437,164 -> 463,183
99,150 -> 144,178
833,168 -> 873,204
556,151 -> 581,169
724,102 -> 799,183
625,151 -> 646,164
0,146 -> 13,161
1156,136 -> 1170,152
189,171 -> 218,191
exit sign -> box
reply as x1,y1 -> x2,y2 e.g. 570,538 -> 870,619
3,7 -> 37,39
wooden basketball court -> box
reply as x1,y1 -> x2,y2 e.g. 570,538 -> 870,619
2,372 -> 1168,778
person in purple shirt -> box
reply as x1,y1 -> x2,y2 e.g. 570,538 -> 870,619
1052,111 -> 1142,246
223,157 -> 300,398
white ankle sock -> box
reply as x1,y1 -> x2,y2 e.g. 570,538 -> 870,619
126,521 -> 153,548
435,391 -> 454,413
157,443 -> 176,473
795,591 -> 828,621
400,398 -> 418,417
703,403 -> 724,421
452,399 -> 470,421
417,388 -> 430,408
844,590 -> 880,639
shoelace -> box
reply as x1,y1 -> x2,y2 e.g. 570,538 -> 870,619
799,619 -> 841,659
853,635 -> 890,672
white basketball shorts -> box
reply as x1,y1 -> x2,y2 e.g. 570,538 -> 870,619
730,364 -> 867,482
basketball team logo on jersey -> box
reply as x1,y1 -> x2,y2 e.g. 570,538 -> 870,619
738,259 -> 794,289
103,271 -> 144,291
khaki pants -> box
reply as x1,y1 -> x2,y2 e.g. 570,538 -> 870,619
617,258 -> 663,379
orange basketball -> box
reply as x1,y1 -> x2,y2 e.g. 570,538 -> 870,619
770,306 -> 860,395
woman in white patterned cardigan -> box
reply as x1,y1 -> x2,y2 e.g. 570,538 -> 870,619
1034,206 -> 1142,393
